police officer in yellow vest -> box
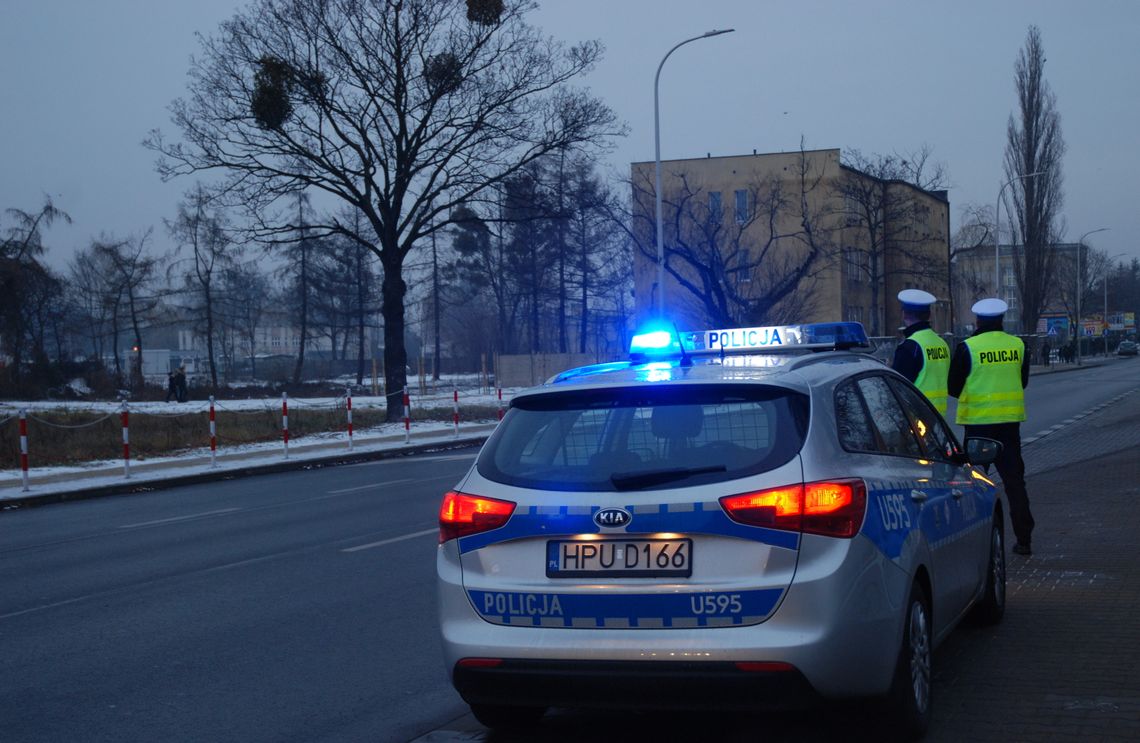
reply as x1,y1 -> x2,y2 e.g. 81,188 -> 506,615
949,297 -> 1034,555
891,289 -> 950,415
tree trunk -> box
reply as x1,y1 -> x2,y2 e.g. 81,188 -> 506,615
381,265 -> 408,422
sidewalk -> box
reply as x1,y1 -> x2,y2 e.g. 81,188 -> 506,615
926,386 -> 1140,741
1028,353 -> 1123,376
0,423 -> 496,510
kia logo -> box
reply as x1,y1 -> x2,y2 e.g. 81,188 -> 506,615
593,507 -> 632,529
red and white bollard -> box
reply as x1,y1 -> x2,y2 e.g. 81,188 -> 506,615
403,386 -> 410,445
19,409 -> 29,492
121,401 -> 131,479
282,392 -> 290,459
497,387 -> 504,421
346,389 -> 354,451
209,396 -> 217,468
453,388 -> 460,438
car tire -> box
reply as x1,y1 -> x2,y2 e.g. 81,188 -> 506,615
470,703 -> 546,730
969,517 -> 1006,625
885,583 -> 932,740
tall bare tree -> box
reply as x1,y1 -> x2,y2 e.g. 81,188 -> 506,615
147,0 -> 620,419
1004,25 -> 1066,334
168,185 -> 234,390
94,232 -> 159,391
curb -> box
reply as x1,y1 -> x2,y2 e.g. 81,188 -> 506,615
0,435 -> 490,512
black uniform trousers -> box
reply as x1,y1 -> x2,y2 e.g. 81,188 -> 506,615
964,422 -> 1035,546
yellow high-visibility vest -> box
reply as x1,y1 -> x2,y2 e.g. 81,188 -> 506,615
956,331 -> 1026,424
911,328 -> 950,415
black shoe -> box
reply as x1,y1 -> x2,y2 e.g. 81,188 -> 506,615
1013,542 -> 1032,556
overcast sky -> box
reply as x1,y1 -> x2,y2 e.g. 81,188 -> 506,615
3,0 -> 1138,275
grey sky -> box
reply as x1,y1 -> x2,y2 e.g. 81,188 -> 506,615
3,0 -> 1137,274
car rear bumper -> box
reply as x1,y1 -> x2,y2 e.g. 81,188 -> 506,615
452,659 -> 819,711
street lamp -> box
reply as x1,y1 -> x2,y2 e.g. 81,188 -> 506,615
654,28 -> 734,317
993,171 -> 1046,293
1075,227 -> 1109,366
1102,252 -> 1125,356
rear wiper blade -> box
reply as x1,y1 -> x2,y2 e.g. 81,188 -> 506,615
610,465 -> 727,490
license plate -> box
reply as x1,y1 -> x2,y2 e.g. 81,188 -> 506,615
546,539 -> 692,578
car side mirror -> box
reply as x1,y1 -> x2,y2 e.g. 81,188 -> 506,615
965,437 -> 1002,466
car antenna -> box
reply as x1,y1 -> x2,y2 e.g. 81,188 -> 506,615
672,323 -> 693,367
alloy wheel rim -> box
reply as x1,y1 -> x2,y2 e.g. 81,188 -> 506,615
909,600 -> 931,714
992,527 -> 1006,608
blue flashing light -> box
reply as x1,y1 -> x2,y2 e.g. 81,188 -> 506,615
629,324 -> 682,359
801,322 -> 869,348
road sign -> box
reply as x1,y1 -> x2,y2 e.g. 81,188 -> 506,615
1048,326 -> 1058,337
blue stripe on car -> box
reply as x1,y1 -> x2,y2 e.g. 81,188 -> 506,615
468,588 -> 784,628
457,502 -> 801,554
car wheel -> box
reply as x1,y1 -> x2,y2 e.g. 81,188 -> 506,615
470,703 -> 546,730
885,583 -> 932,740
970,517 -> 1006,625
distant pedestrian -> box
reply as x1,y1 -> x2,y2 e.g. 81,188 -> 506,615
949,298 -> 1035,555
891,289 -> 949,416
165,370 -> 178,402
174,366 -> 188,403
1040,339 -> 1051,367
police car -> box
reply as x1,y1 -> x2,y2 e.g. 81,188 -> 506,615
437,321 -> 1006,738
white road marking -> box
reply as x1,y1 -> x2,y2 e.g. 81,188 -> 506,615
328,478 -> 412,494
341,528 -> 437,553
119,508 -> 241,528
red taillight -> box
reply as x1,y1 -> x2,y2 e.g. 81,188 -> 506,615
735,661 -> 796,673
457,658 -> 504,668
719,479 -> 866,538
439,490 -> 516,543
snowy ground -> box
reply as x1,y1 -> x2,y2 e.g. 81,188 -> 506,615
0,385 -> 523,502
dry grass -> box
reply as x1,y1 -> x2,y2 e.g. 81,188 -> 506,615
0,404 -> 500,469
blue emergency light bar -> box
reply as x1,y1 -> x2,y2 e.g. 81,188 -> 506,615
629,321 -> 869,360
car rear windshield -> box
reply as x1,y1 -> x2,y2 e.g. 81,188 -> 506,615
477,384 -> 809,491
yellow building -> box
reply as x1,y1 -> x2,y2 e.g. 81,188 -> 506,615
630,148 -> 950,338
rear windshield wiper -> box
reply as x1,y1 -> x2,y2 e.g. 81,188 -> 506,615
610,465 -> 727,490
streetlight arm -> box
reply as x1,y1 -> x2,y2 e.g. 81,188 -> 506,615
653,28 -> 735,317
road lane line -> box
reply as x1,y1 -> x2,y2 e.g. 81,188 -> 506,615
328,478 -> 412,494
341,528 -> 437,553
119,508 -> 241,529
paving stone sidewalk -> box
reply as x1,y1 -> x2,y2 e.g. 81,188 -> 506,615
926,388 -> 1140,741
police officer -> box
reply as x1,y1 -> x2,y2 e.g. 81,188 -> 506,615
949,298 -> 1034,555
891,289 -> 950,415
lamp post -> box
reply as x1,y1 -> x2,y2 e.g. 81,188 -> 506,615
993,171 -> 1046,294
654,28 -> 734,317
1102,252 -> 1125,356
1075,227 -> 1109,366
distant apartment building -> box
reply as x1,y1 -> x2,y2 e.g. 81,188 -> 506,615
952,242 -> 1084,335
630,149 -> 950,338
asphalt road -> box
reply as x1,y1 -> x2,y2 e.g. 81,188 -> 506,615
2,357 -> 1136,742
0,451 -> 477,743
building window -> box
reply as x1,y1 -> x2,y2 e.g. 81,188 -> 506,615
708,191 -> 722,222
844,248 -> 864,283
734,189 -> 750,223
734,250 -> 751,283
1002,268 -> 1016,288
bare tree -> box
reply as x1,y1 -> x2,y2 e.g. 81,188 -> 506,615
94,232 -> 159,391
168,185 -> 234,390
147,0 -> 621,419
1004,25 -> 1066,334
949,203 -> 995,331
835,146 -> 949,334
0,198 -> 70,389
625,148 -> 834,328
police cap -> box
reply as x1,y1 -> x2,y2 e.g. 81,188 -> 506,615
898,289 -> 937,313
971,298 -> 1009,317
